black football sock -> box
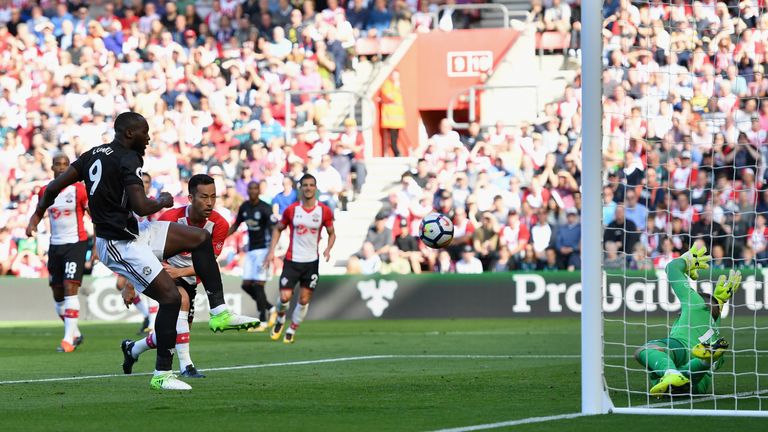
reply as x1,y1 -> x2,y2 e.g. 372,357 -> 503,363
254,282 -> 272,318
191,238 -> 225,308
241,282 -> 259,301
154,301 -> 180,371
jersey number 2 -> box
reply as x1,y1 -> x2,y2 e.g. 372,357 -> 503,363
88,160 -> 102,195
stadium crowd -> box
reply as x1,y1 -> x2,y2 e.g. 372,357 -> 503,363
3,0 -> 767,278
0,0 -> 486,278
349,0 -> 768,275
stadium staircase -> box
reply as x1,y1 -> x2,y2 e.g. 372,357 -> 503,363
478,0 -> 531,28
320,157 -> 414,274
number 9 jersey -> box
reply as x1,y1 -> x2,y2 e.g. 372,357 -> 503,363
70,143 -> 144,240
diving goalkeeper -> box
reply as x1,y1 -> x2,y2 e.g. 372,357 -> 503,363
634,244 -> 742,396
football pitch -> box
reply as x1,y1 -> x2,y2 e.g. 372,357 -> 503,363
0,318 -> 766,431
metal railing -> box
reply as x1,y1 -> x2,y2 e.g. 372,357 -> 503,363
446,84 -> 542,129
432,3 -> 512,29
283,89 -> 375,143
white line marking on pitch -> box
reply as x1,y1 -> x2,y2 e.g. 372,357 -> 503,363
429,412 -> 587,432
637,388 -> 768,409
0,354 -> 576,385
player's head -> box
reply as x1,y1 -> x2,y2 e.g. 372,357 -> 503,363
700,292 -> 721,320
247,180 -> 259,202
188,174 -> 216,218
114,112 -> 150,156
141,172 -> 152,195
51,153 -> 70,178
299,174 -> 317,201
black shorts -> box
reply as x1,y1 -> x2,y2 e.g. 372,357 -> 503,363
48,240 -> 88,287
280,260 -> 319,291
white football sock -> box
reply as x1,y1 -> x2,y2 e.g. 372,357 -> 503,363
176,311 -> 192,371
55,300 -> 65,321
132,296 -> 150,318
276,300 -> 289,324
131,333 -> 156,359
210,304 -> 227,315
147,297 -> 159,330
287,303 -> 309,334
63,295 -> 80,343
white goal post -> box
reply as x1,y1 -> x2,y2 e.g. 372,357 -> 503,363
580,0 -> 768,417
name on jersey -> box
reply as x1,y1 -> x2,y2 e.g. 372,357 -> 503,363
92,147 -> 114,155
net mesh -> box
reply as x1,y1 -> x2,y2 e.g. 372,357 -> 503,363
600,0 -> 768,411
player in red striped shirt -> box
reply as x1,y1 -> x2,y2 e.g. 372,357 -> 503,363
265,174 -> 336,343
120,174 -> 229,378
31,154 -> 90,353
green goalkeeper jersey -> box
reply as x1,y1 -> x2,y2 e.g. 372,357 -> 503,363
666,258 -> 721,349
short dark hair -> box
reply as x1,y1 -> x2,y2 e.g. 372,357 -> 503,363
189,174 -> 215,196
299,173 -> 316,185
114,111 -> 146,136
142,172 -> 152,182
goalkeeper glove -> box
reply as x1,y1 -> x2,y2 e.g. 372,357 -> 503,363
691,337 -> 729,363
680,244 -> 710,280
714,269 -> 742,307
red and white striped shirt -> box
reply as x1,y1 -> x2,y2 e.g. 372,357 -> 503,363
282,202 -> 334,263
158,206 -> 229,285
40,183 -> 88,245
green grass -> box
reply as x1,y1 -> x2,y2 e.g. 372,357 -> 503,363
0,318 -> 766,431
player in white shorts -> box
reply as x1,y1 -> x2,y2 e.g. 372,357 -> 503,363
229,180 -> 276,331
120,174 -> 229,378
27,112 -> 260,391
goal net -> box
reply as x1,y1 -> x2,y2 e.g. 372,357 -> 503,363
582,0 -> 768,416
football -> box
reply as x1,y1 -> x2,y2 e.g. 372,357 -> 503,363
419,212 -> 454,249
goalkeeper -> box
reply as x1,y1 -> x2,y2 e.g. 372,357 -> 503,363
634,244 -> 742,396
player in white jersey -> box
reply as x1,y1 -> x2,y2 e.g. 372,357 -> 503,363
265,174 -> 336,343
120,174 -> 229,378
31,154 -> 89,353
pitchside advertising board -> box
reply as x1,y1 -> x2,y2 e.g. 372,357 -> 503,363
1,270 -> 768,321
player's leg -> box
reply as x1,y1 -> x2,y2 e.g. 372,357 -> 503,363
177,282 -> 204,378
48,247 -> 66,322
160,222 -> 260,331
99,237 -> 189,390
117,275 -> 151,334
284,261 -> 318,344
284,286 -> 313,344
241,250 -> 265,331
634,338 -> 690,395
252,248 -> 274,330
270,261 -> 299,341
58,241 -> 88,352
47,246 -> 67,350
682,356 -> 723,394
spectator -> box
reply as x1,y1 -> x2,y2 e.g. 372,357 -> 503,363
456,245 -> 483,274
381,247 -> 411,275
312,154 -> 343,213
604,241 -> 625,270
359,241 -> 383,275
555,208 -> 581,268
434,250 -> 455,273
472,212 -> 500,271
394,218 -> 422,274
604,205 -> 639,254
361,211 -> 394,260
366,0 -> 393,36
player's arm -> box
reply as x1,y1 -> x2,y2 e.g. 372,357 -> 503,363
26,167 -> 81,237
322,204 -> 335,262
125,184 -> 174,216
264,220 -> 288,269
323,224 -> 336,262
227,205 -> 245,237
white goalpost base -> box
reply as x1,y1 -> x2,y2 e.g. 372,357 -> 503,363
580,0 -> 767,417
